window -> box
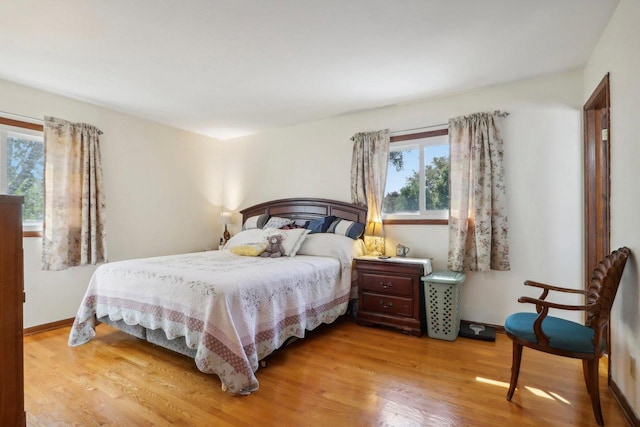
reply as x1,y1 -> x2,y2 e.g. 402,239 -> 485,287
0,117 -> 45,235
382,129 -> 449,224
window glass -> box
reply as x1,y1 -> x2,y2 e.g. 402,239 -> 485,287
0,121 -> 44,232
383,146 -> 420,214
423,143 -> 449,211
383,131 -> 449,221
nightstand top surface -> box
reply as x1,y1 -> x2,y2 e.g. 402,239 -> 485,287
355,255 -> 433,275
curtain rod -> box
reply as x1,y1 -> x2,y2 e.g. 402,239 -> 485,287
390,122 -> 448,135
0,110 -> 44,124
391,111 -> 509,135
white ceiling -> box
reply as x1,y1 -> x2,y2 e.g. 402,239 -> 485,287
0,1 -> 618,140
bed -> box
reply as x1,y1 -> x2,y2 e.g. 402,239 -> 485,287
68,198 -> 367,395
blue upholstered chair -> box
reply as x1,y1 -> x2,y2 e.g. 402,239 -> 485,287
504,247 -> 630,426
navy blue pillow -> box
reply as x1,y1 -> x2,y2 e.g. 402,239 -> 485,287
305,215 -> 336,234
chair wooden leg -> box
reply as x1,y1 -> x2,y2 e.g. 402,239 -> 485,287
506,341 -> 523,401
583,358 -> 604,426
582,359 -> 593,396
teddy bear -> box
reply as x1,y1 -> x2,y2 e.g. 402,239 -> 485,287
260,234 -> 285,258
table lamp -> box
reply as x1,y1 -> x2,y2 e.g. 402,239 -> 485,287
221,212 -> 232,243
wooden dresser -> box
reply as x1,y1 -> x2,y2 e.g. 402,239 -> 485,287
355,256 -> 430,336
0,195 -> 26,427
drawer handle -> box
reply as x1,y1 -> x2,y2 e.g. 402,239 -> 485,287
379,300 -> 393,309
379,281 -> 393,289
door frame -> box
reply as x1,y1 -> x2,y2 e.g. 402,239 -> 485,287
583,73 -> 611,285
583,73 -> 611,373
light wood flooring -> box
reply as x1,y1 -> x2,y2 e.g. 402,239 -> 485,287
24,318 -> 630,426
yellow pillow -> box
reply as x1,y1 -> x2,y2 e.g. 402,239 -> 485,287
230,243 -> 266,256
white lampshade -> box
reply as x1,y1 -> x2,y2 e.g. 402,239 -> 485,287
220,211 -> 232,225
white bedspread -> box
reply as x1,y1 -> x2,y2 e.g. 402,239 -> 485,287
68,250 -> 351,394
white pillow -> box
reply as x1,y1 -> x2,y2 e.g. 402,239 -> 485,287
262,227 -> 310,257
223,229 -> 265,249
242,214 -> 268,230
297,233 -> 365,260
262,216 -> 293,229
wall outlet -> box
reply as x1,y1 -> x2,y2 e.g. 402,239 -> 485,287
631,355 -> 636,379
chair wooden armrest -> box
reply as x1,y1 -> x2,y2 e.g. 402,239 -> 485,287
524,280 -> 589,303
517,296 -> 597,312
524,280 -> 589,295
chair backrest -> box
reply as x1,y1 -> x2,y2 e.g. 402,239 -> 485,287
585,247 -> 630,329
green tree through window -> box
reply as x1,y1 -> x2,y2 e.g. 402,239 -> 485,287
425,155 -> 449,210
383,155 -> 449,213
6,134 -> 44,221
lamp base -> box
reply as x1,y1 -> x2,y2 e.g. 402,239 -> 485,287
364,235 -> 385,256
223,225 -> 230,243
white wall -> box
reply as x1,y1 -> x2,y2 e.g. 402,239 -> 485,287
223,70 -> 585,326
0,78 -> 225,328
584,0 -> 640,417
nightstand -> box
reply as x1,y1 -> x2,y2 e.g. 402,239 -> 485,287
355,256 -> 432,336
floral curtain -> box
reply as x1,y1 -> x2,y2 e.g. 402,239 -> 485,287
42,116 -> 108,271
350,129 -> 390,253
448,111 -> 510,272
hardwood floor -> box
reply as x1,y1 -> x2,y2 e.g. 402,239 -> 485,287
24,318 -> 629,426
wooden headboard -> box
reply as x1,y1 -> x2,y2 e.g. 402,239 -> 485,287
240,198 -> 367,225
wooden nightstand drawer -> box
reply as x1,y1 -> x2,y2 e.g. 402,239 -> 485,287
361,273 -> 413,297
361,293 -> 413,317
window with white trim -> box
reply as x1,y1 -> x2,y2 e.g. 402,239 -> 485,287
0,118 -> 44,234
382,129 -> 449,223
